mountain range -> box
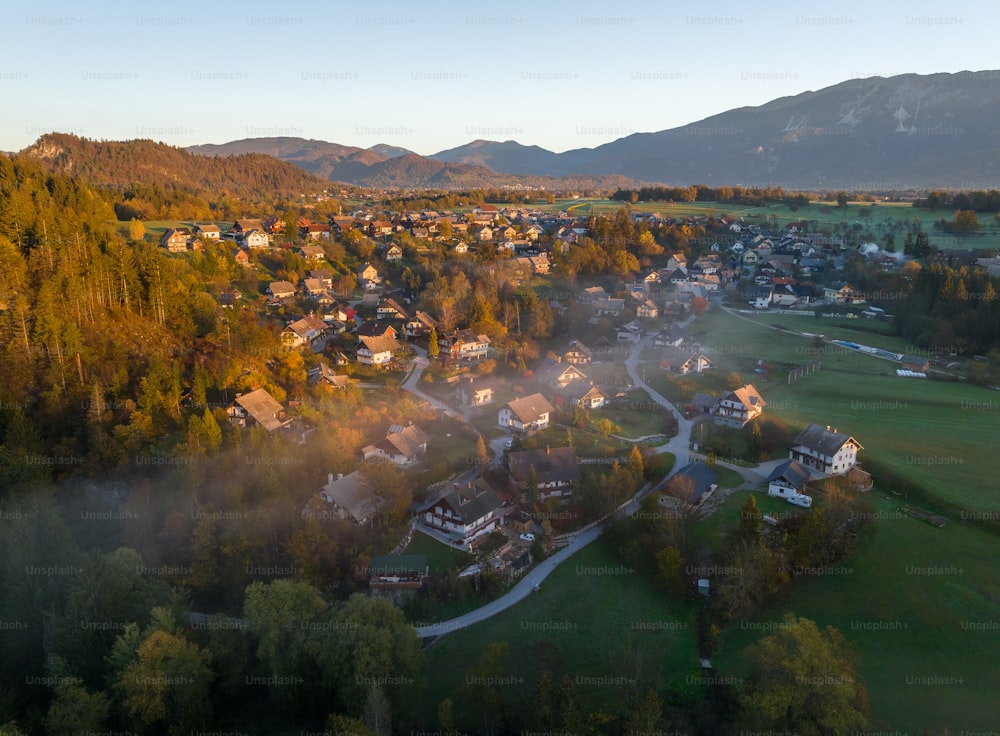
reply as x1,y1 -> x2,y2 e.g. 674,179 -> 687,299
188,70 -> 1000,189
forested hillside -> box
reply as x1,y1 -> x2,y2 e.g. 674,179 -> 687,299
22,133 -> 333,220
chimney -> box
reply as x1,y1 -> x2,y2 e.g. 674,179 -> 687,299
546,445 -> 551,455
826,425 -> 831,432
337,473 -> 344,480
328,473 -> 334,485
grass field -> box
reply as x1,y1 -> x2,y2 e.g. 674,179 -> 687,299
410,538 -> 700,725
639,308 -> 1000,516
526,199 -> 1000,251
710,490 -> 1000,732
589,391 -> 674,439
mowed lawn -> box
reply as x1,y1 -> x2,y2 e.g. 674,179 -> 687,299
686,309 -> 1000,516
712,491 -> 1000,732
403,530 -> 472,574
410,538 -> 700,724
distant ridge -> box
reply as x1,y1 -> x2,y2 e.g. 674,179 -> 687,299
188,71 -> 1000,189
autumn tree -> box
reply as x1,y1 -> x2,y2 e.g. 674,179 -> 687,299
112,623 -> 214,736
475,434 -> 488,466
741,614 -> 873,733
242,579 -> 326,706
427,326 -> 440,358
128,217 -> 146,241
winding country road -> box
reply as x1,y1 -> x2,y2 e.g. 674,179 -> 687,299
408,331 -> 701,640
401,316 -> 792,641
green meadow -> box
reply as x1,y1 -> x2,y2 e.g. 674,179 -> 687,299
662,308 -> 1000,517
711,490 -> 1000,733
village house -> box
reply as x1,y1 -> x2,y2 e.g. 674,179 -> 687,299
536,360 -> 589,390
667,253 -> 687,271
376,298 -> 410,322
304,471 -> 384,525
659,347 -> 715,375
766,459 -> 814,506
356,263 -> 380,289
218,290 -> 240,309
368,220 -> 394,237
301,278 -> 327,297
712,384 -> 766,428
508,446 -> 581,501
455,376 -> 494,407
788,424 -> 863,475
579,285 -> 610,303
637,299 -> 660,319
499,393 -> 555,433
231,218 -> 263,238
159,228 -> 190,253
384,243 -> 403,262
563,339 -> 593,365
654,324 -> 688,348
330,217 -> 356,236
227,388 -> 290,433
267,281 -> 296,300
360,423 -> 429,466
307,362 -> 349,390
404,310 -> 438,338
824,281 -> 865,305
356,334 -> 401,367
440,329 -> 491,362
242,228 -> 269,250
233,248 -> 250,266
665,462 -> 718,506
571,384 -> 609,410
421,478 -> 505,549
281,315 -> 330,350
306,223 -> 333,240
356,320 -> 396,339
592,297 -> 626,317
193,224 -> 221,240
298,245 -> 327,261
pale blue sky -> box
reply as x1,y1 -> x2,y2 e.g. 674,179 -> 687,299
1,0 -> 995,153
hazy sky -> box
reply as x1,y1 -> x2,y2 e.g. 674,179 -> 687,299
1,0 -> 995,154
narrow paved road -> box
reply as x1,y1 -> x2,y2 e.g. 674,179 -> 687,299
408,312 -> 792,641
624,329 -> 695,466
414,523 -> 603,638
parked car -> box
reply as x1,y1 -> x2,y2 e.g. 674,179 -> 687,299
519,533 -> 535,542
